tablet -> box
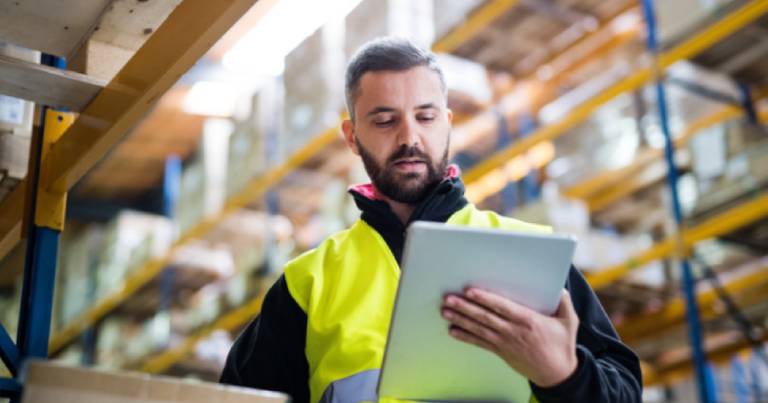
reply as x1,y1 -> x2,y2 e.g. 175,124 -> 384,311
377,221 -> 576,403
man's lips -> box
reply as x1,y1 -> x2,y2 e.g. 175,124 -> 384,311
392,159 -> 427,173
393,158 -> 426,165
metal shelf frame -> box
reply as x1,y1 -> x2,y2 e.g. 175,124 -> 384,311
641,0 -> 712,400
44,0 -> 527,355
0,0 -> 261,399
84,0 -> 768,381
0,51 -> 75,400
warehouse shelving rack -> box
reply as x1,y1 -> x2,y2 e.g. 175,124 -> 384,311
0,1 -> 763,402
44,0 -> 532,355
462,0 -> 768,185
117,1 -> 768,390
0,0 -> 260,399
642,0 -> 711,399
30,1 -> 768,398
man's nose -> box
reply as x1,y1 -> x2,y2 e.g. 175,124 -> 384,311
397,116 -> 421,148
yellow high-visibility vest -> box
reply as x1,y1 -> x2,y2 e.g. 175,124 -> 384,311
284,203 -> 551,403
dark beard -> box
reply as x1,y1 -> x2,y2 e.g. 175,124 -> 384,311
356,139 -> 448,204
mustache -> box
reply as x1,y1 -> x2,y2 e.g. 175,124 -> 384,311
386,145 -> 431,165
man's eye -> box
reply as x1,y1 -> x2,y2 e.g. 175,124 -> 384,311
375,119 -> 395,127
418,115 -> 436,122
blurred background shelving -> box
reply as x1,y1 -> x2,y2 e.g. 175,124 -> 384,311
1,0 -> 768,402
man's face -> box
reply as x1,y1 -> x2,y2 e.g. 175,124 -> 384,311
342,66 -> 453,204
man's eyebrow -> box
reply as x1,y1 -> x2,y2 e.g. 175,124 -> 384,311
365,106 -> 397,118
415,103 -> 439,110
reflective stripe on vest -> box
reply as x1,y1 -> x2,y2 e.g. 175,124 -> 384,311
284,204 -> 551,403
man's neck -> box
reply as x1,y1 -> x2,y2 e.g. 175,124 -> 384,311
385,198 -> 416,225
371,187 -> 416,225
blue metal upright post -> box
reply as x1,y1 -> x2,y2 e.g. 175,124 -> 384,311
517,112 -> 541,203
162,156 -> 181,218
4,54 -> 75,401
738,82 -> 759,126
16,55 -> 66,361
159,156 -> 181,314
641,1 -> 715,402
731,357 -> 749,403
496,111 -> 518,212
749,349 -> 765,403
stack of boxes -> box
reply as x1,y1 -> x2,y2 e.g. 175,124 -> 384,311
227,78 -> 282,197
177,120 -> 231,233
54,211 -> 174,330
690,119 -> 768,214
282,19 -> 345,156
0,42 -> 38,202
344,0 -> 434,60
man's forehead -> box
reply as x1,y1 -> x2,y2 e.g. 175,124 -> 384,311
358,66 -> 442,90
359,66 -> 442,97
356,66 -> 444,109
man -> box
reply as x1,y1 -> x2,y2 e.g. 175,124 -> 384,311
220,37 -> 642,403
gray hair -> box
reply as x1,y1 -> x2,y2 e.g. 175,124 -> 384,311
345,37 -> 446,121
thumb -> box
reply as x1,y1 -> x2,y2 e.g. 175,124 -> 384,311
555,289 -> 577,324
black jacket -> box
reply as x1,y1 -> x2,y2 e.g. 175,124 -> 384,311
220,176 -> 642,403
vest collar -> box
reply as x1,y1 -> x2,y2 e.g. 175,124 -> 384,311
348,164 -> 468,263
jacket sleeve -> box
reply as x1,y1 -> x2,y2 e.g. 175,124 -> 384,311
530,266 -> 643,403
219,275 -> 311,403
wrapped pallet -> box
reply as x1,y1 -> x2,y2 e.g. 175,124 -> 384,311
433,0 -> 485,39
227,78 -> 282,196
656,0 -> 732,45
344,0 -> 434,60
55,226 -> 101,327
282,19 -> 345,158
201,118 -> 232,217
177,158 -> 206,234
95,211 -> 174,300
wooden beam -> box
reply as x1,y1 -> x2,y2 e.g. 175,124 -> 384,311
70,0 -> 185,82
647,328 -> 768,386
40,0 -> 260,195
564,105 -> 768,207
432,0 -> 521,53
586,193 -> 768,290
139,286 -> 268,373
0,180 -> 25,265
0,54 -> 106,112
463,0 -> 768,185
617,263 -> 768,342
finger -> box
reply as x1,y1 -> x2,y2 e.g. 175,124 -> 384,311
448,325 -> 497,353
555,289 -> 579,324
443,295 -> 508,333
441,307 -> 501,346
464,287 -> 535,325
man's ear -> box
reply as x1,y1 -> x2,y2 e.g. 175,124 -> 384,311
446,108 -> 454,124
342,119 -> 360,155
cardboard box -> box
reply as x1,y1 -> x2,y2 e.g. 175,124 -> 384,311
344,0 -> 434,59
433,0 -> 484,39
656,0 -> 731,45
0,42 -> 38,139
283,20 -> 345,156
21,360 -> 288,403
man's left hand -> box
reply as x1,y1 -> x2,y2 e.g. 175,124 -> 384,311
441,288 -> 579,387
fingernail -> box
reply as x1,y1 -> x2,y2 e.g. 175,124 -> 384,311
466,289 -> 476,298
441,309 -> 452,319
445,296 -> 456,306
